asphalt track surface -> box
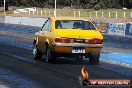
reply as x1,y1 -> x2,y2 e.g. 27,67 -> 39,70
0,24 -> 132,88
0,42 -> 132,88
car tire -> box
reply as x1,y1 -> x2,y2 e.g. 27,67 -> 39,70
89,53 -> 100,65
45,46 -> 56,63
33,45 -> 42,60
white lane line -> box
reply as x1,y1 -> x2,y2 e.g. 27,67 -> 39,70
100,58 -> 132,69
99,59 -> 132,78
102,49 -> 125,54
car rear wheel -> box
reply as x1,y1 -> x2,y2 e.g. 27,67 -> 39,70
45,46 -> 56,63
33,45 -> 42,60
89,53 -> 100,65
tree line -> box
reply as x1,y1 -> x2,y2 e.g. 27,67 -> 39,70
0,0 -> 132,10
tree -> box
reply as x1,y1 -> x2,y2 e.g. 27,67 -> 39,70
3,0 -> 132,9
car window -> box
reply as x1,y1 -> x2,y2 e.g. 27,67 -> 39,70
83,21 -> 96,30
47,20 -> 52,32
42,20 -> 50,31
55,20 -> 96,30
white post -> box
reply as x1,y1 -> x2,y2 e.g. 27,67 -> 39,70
54,0 -> 57,17
115,12 -> 117,19
96,11 -> 98,18
131,12 -> 132,18
28,11 -> 30,15
78,11 -> 80,17
74,11 -> 75,17
4,0 -> 6,16
102,11 -> 103,18
124,12 -> 126,19
41,10 -> 43,16
90,12 -> 91,18
109,11 -> 111,18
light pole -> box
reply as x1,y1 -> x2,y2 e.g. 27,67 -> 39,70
4,0 -> 6,16
54,0 -> 56,17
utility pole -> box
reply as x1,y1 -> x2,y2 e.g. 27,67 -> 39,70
4,0 -> 6,16
54,0 -> 56,17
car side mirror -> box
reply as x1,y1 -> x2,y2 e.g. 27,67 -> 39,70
40,27 -> 42,31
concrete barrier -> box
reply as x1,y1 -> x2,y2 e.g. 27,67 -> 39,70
5,16 -> 46,27
116,23 -> 126,35
94,22 -> 131,36
108,23 -> 126,35
125,23 -> 132,36
107,23 -> 117,34
0,16 -> 5,23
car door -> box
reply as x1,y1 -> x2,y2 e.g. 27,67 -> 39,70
43,19 -> 53,45
38,20 -> 50,54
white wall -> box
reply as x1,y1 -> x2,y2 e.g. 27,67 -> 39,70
5,16 -> 46,27
0,16 -> 5,23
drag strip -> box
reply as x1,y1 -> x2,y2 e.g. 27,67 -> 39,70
1,27 -> 132,66
0,24 -> 132,88
0,39 -> 132,88
0,43 -> 132,88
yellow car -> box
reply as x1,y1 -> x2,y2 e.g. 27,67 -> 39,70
33,17 -> 103,65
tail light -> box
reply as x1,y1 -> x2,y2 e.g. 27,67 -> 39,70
55,38 -> 70,43
85,39 -> 103,44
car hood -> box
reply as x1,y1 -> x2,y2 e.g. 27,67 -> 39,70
55,29 -> 103,39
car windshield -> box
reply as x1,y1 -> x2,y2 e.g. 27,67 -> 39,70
55,20 -> 96,30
